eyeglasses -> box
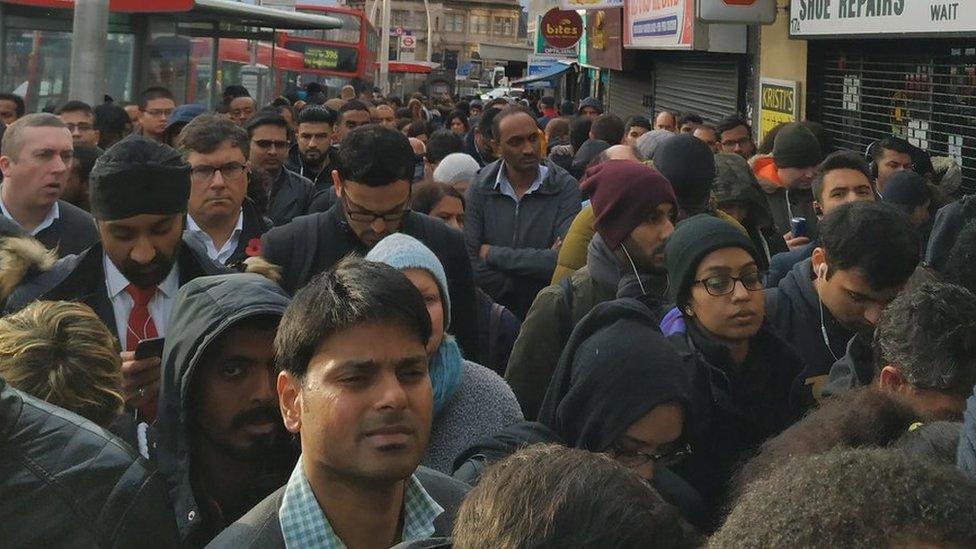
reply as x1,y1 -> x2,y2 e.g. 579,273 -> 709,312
342,193 -> 410,224
694,271 -> 765,297
252,139 -> 289,150
190,162 -> 247,182
144,109 -> 173,118
65,122 -> 94,132
721,137 -> 753,149
611,442 -> 692,470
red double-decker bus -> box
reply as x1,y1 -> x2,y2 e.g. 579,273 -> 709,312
279,5 -> 378,97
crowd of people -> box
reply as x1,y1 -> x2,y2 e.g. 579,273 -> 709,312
1,80 -> 976,548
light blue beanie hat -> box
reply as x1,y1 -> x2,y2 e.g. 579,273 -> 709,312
365,232 -> 452,329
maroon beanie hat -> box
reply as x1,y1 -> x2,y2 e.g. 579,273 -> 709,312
580,160 -> 677,250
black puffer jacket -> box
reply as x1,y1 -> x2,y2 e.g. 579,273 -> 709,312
0,378 -> 179,548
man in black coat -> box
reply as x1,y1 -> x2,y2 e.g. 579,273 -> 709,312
4,137 -> 227,423
245,112 -> 317,226
181,114 -> 272,268
0,113 -> 98,257
260,125 -> 483,359
0,377 -> 180,548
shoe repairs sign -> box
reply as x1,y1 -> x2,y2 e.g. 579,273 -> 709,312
790,0 -> 976,37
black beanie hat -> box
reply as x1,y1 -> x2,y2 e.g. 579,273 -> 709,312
773,123 -> 822,169
882,171 -> 929,208
653,134 -> 716,214
665,214 -> 759,308
89,136 -> 191,221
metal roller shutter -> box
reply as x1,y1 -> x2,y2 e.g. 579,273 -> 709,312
808,40 -> 976,190
607,69 -> 653,118
653,53 -> 743,124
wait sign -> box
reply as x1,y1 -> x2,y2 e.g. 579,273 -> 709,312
758,78 -> 799,144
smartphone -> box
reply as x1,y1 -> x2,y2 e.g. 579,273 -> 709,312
790,217 -> 808,239
134,337 -> 165,360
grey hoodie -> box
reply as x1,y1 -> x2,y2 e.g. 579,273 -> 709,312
154,273 -> 293,547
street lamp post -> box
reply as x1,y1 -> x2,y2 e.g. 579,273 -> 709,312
68,0 -> 109,105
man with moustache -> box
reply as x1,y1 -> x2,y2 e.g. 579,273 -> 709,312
155,273 -> 297,547
208,258 -> 468,548
4,137 -> 227,421
246,112 -> 317,226
505,160 -> 677,419
286,105 -> 337,193
259,124 -> 484,361
0,114 -> 98,257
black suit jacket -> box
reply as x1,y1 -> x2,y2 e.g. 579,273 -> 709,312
205,467 -> 469,549
5,237 -> 229,337
260,203 -> 484,359
30,199 -> 99,258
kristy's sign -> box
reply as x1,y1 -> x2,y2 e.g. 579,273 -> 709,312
790,0 -> 976,37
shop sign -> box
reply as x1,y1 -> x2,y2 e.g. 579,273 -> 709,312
624,0 -> 695,49
790,0 -> 976,37
586,8 -> 625,70
541,8 -> 585,49
526,54 -> 562,89
561,0 -> 623,12
536,15 -> 581,57
698,0 -> 775,24
758,78 -> 799,144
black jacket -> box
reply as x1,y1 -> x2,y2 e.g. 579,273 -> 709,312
286,143 -> 337,193
205,467 -> 469,549
662,314 -> 803,523
266,168 -> 317,227
260,202 -> 483,359
465,159 -> 581,318
4,237 -> 229,336
0,377 -> 179,548
18,198 -> 99,258
763,257 -> 853,410
925,194 -> 976,272
154,274 -> 296,547
185,198 -> 273,268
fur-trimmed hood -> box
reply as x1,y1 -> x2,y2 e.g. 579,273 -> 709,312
0,236 -> 55,302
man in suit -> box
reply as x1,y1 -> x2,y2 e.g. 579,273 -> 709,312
5,137 -> 226,421
0,113 -> 98,257
181,114 -> 271,268
259,125 -> 483,359
207,257 -> 468,548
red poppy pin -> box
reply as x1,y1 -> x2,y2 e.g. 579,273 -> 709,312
245,238 -> 262,257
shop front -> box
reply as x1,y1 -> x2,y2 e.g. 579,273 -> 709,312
793,0 -> 976,186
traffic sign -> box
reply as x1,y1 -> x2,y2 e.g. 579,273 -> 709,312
394,26 -> 404,36
401,35 -> 415,48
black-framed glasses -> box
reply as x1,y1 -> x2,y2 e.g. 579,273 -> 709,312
342,193 -> 410,224
65,122 -> 95,132
694,271 -> 765,297
252,139 -> 289,150
721,136 -> 753,149
190,162 -> 247,182
611,442 -> 692,470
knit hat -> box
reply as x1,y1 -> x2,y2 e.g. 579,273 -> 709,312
580,160 -> 677,250
432,153 -> 481,186
365,233 -> 451,329
882,171 -> 929,209
577,96 -> 604,114
652,134 -> 716,213
665,214 -> 759,308
635,129 -> 674,161
773,123 -> 822,169
89,136 -> 190,221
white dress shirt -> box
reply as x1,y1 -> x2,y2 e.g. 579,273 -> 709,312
103,253 -> 179,347
185,209 -> 243,265
0,196 -> 60,236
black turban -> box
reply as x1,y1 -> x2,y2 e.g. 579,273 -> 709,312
89,136 -> 190,221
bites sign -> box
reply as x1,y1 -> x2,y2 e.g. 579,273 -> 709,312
541,8 -> 585,49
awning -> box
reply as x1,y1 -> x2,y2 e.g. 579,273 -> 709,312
511,62 -> 571,85
0,0 -> 343,29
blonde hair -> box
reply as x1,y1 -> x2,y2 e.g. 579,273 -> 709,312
0,301 -> 124,426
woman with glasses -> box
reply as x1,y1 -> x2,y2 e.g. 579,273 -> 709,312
453,294 -> 703,526
658,214 -> 803,526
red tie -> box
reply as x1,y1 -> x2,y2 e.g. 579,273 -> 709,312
125,284 -> 159,423
125,284 -> 159,351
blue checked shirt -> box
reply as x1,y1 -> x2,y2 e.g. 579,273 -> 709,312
278,457 -> 444,549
